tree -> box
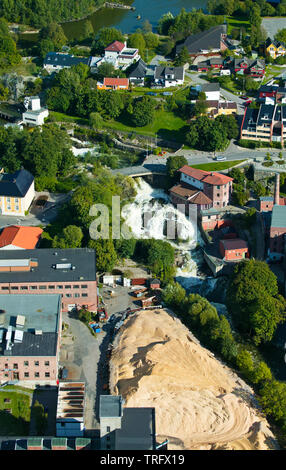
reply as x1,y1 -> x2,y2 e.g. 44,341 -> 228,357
88,238 -> 117,273
226,260 -> 286,344
162,282 -> 186,310
215,114 -> 239,140
252,361 -> 272,384
80,20 -> 94,41
144,32 -> 159,50
236,349 -> 254,378
52,225 -> 83,248
259,379 -> 286,423
78,308 -> 92,324
96,62 -> 117,81
40,22 -> 67,50
128,32 -> 146,57
142,19 -> 152,33
166,155 -> 188,180
89,112 -> 103,131
114,238 -> 137,259
174,46 -> 190,66
275,28 -> 286,44
130,96 -> 155,127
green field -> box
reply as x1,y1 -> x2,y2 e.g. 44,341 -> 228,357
191,160 -> 246,171
225,16 -> 250,35
0,386 -> 33,435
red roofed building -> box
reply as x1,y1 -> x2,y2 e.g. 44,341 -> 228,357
97,77 -> 129,90
219,238 -> 249,261
178,165 -> 233,208
0,225 -> 43,250
105,40 -> 125,54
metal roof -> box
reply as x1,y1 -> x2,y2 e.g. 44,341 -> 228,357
100,395 -> 123,418
0,169 -> 34,197
271,204 -> 286,228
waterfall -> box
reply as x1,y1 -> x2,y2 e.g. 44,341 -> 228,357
121,177 -> 208,287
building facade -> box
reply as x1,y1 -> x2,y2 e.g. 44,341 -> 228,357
0,294 -> 61,385
0,248 -> 97,312
0,169 -> 35,217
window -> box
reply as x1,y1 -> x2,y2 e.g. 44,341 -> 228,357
65,285 -> 71,289
82,293 -> 88,297
81,285 -> 88,289
11,286 -> 18,290
48,285 -> 55,289
74,293 -> 80,298
57,285 -> 63,289
73,285 -> 79,289
7,197 -> 10,202
45,361 -> 50,366
34,361 -> 39,366
2,287 -> 9,290
39,286 -> 46,290
66,294 -> 72,298
24,372 -> 29,378
107,426 -> 111,433
30,286 -> 37,290
24,361 -> 29,367
5,363 -> 8,368
15,198 -> 18,203
35,372 -> 39,378
13,364 -> 18,369
20,286 -> 28,290
45,372 -> 50,378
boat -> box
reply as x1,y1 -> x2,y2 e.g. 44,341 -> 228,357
137,14 -> 141,19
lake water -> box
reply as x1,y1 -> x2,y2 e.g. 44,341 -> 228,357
62,0 -> 208,39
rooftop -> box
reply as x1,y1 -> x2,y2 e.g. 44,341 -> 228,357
115,407 -> 156,450
179,165 -> 233,185
105,40 -> 125,53
0,294 -> 61,357
0,248 -> 96,283
271,204 -> 286,228
0,226 -> 43,249
44,52 -> 90,68
0,169 -> 34,198
176,24 -> 227,55
220,238 -> 248,250
103,77 -> 129,87
100,395 -> 123,418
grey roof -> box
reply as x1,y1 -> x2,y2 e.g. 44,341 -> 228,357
0,294 -> 61,357
201,82 -> 220,92
100,395 -> 123,418
115,408 -> 156,450
265,37 -> 286,49
257,104 -> 275,126
0,169 -> 34,197
44,52 -> 90,68
242,106 -> 259,131
234,57 -> 265,69
176,24 -> 227,55
260,196 -> 273,201
271,204 -> 286,228
154,65 -> 184,81
127,59 -> 148,79
0,248 -> 96,283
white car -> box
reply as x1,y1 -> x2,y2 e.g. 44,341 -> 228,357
215,156 -> 226,161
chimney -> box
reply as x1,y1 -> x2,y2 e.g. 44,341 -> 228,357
274,172 -> 280,205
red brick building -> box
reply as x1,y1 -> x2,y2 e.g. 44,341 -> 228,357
0,294 -> 61,385
176,165 -> 233,210
0,248 -> 97,312
219,238 -> 249,261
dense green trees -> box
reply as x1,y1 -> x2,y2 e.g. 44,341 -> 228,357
129,96 -> 156,127
0,125 -> 76,189
166,155 -> 188,181
0,0 -> 104,28
227,260 -> 286,345
93,27 -> 125,55
52,225 -> 84,249
0,18 -> 21,69
186,115 -> 230,152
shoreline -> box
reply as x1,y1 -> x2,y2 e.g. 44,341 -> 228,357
60,1 -> 133,25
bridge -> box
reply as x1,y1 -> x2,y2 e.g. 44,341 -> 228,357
111,164 -> 167,178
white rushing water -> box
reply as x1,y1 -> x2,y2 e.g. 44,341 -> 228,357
121,177 -> 212,290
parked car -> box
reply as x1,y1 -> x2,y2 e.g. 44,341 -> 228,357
162,91 -> 173,96
146,92 -> 157,96
215,155 -> 226,161
240,95 -> 249,100
244,99 -> 252,106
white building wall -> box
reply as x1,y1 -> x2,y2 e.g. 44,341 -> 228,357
180,172 -> 204,190
23,181 -> 35,213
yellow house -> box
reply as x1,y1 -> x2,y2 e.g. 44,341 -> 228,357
0,169 -> 35,217
265,37 -> 286,59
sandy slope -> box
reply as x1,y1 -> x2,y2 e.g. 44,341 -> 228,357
109,308 -> 278,450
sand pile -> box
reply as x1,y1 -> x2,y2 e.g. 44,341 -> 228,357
109,308 -> 278,450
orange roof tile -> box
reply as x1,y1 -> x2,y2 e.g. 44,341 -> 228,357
105,40 -> 125,52
179,165 -> 233,185
0,226 -> 43,249
103,77 -> 129,87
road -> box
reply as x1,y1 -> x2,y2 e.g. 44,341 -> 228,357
186,71 -> 246,115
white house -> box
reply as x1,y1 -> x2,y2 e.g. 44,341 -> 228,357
104,41 -> 140,69
200,83 -> 220,101
22,96 -> 49,126
154,66 -> 185,88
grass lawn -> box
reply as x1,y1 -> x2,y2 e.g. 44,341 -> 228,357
191,160 -> 246,171
225,16 -> 250,35
103,109 -> 188,143
0,386 -> 33,435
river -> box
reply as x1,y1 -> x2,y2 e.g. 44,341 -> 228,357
62,0 -> 208,39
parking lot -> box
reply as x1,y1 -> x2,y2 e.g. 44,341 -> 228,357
58,284 -> 139,432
